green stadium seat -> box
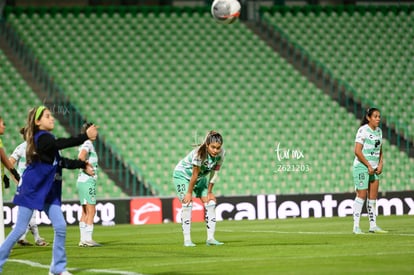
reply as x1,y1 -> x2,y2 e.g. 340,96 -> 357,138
4,6 -> 413,197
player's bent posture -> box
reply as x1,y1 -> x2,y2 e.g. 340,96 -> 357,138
77,122 -> 101,247
352,108 -> 387,234
173,130 -> 225,247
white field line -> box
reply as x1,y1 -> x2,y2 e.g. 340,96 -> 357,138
219,229 -> 414,236
9,259 -> 145,275
150,250 -> 414,267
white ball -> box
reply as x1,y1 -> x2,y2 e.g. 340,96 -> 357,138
211,0 -> 241,24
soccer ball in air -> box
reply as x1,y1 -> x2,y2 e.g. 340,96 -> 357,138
211,0 -> 241,24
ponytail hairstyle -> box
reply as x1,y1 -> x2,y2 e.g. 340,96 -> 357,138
81,121 -> 93,135
360,107 -> 380,126
196,130 -> 223,162
25,106 -> 47,164
19,127 -> 26,141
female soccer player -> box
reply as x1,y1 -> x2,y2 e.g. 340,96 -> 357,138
173,130 -> 225,247
9,127 -> 48,247
352,107 -> 387,234
77,122 -> 101,247
0,106 -> 97,275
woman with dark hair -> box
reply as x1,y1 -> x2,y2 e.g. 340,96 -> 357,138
352,108 -> 387,234
173,130 -> 225,247
77,122 -> 101,247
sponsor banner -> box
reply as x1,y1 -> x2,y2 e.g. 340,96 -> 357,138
3,191 -> 413,226
130,197 -> 162,225
3,199 -> 130,227
213,192 -> 414,221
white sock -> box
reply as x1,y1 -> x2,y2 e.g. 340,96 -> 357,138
86,224 -> 94,241
367,199 -> 377,229
79,222 -> 87,242
19,227 -> 30,241
353,197 -> 365,228
205,201 -> 216,241
29,213 -> 41,241
181,203 -> 192,242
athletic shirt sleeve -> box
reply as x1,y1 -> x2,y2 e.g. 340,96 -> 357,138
11,142 -> 27,175
214,149 -> 225,171
355,126 -> 366,144
191,150 -> 202,167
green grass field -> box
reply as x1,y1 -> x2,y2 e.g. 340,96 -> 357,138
4,215 -> 414,275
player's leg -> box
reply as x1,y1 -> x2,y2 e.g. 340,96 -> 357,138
199,180 -> 223,246
17,227 -> 31,246
79,204 -> 87,245
173,175 -> 195,246
83,204 -> 100,246
352,167 -> 368,234
367,178 -> 387,233
181,202 -> 194,246
29,211 -> 48,246
78,178 -> 100,246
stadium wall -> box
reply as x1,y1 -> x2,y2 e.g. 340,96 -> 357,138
3,191 -> 414,226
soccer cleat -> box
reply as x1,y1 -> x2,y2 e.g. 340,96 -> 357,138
369,226 -> 388,233
206,239 -> 224,246
184,240 -> 196,247
353,226 -> 365,234
48,271 -> 73,275
35,238 -> 49,246
17,239 -> 33,246
78,240 -> 102,247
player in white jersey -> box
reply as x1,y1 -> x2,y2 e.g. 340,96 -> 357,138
173,130 -> 225,247
352,108 -> 387,234
9,127 -> 48,246
76,122 -> 101,247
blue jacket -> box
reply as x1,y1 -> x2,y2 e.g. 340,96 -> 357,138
13,130 -> 87,210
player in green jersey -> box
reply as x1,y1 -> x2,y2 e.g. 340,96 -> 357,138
76,122 -> 101,247
173,130 -> 225,247
352,108 -> 387,234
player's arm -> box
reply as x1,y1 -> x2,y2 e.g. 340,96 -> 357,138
78,148 -> 88,161
354,142 -> 374,175
183,165 -> 200,204
207,165 -> 221,202
78,147 -> 94,176
7,157 -> 20,184
8,157 -> 16,167
0,148 -> 20,182
376,147 -> 383,175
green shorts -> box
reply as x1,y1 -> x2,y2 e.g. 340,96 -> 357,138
173,172 -> 208,201
353,166 -> 379,190
76,178 -> 97,205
